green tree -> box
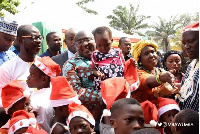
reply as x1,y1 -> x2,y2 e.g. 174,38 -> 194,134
170,12 -> 199,50
0,0 -> 20,17
106,4 -> 150,36
177,12 -> 199,28
76,0 -> 98,15
146,16 -> 181,52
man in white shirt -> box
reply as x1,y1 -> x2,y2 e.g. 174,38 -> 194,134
0,24 -> 42,106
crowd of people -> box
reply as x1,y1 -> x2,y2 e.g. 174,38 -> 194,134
0,16 -> 199,134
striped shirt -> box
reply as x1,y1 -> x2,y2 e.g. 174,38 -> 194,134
176,59 -> 199,112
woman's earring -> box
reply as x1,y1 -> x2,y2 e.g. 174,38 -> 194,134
139,62 -> 142,66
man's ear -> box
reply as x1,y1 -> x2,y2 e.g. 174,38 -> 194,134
110,118 -> 116,128
43,75 -> 50,83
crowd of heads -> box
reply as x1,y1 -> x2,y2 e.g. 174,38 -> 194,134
0,16 -> 199,134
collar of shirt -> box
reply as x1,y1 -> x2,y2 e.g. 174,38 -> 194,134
68,50 -> 75,59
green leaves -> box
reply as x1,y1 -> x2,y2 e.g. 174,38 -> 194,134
106,4 -> 150,35
0,0 -> 20,16
76,0 -> 98,15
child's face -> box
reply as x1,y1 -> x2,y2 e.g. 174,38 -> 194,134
26,65 -> 44,89
24,97 -> 33,113
110,104 -> 145,134
159,109 -> 179,123
94,32 -> 113,54
8,97 -> 26,116
69,117 -> 94,134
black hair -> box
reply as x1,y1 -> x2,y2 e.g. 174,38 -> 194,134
162,50 -> 184,80
175,109 -> 199,134
131,128 -> 160,134
110,98 -> 141,118
92,26 -> 112,39
163,50 -> 183,70
17,25 -> 35,37
70,116 -> 95,129
119,37 -> 128,45
0,107 -> 11,127
46,32 -> 57,42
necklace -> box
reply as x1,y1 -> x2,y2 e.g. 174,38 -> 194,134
142,67 -> 158,75
144,69 -> 151,74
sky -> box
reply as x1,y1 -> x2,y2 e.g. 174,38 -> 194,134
5,0 -> 199,37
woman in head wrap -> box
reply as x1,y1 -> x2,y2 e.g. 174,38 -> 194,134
131,40 -> 178,105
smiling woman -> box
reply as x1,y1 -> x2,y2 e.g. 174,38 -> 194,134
131,40 -> 178,105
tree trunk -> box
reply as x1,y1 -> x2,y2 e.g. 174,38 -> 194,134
164,38 -> 168,52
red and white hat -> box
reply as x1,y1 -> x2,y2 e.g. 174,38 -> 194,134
1,80 -> 30,113
8,110 -> 37,134
101,77 -> 130,116
157,97 -> 180,118
22,126 -> 47,134
182,22 -> 199,34
50,76 -> 81,107
33,56 -> 61,77
124,58 -> 140,92
141,100 -> 158,125
67,103 -> 95,126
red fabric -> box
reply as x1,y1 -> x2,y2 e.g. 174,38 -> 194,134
141,100 -> 158,124
124,58 -> 139,91
1,81 -> 25,109
35,56 -> 61,76
23,126 -> 47,134
101,77 -> 130,109
157,97 -> 179,111
50,76 -> 76,100
158,128 -> 164,134
182,22 -> 199,33
68,103 -> 94,118
9,110 -> 35,128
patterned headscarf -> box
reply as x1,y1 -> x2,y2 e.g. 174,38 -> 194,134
132,40 -> 158,62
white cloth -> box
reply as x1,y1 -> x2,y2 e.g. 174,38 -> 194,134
68,50 -> 74,60
49,122 -> 69,134
0,56 -> 34,106
30,87 -> 54,133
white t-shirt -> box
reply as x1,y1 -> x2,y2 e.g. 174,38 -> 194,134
0,56 -> 34,106
30,87 -> 54,133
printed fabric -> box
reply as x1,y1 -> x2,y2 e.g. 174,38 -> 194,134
62,53 -> 102,110
176,59 -> 199,112
91,48 -> 125,90
0,50 -> 16,66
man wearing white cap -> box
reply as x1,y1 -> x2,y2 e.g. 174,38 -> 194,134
0,17 -> 18,66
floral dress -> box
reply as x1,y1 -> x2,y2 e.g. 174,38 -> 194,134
91,48 -> 125,90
